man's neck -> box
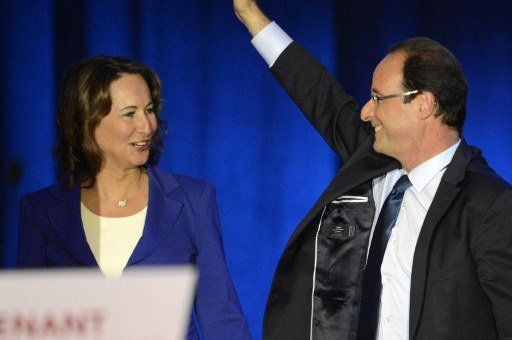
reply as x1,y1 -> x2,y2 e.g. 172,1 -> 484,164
399,132 -> 460,172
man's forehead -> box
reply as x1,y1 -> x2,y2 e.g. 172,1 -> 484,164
372,52 -> 406,91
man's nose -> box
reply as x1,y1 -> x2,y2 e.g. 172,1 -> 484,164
360,100 -> 374,122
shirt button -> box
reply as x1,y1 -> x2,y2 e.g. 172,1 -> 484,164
392,239 -> 398,245
387,277 -> 391,283
386,316 -> 391,323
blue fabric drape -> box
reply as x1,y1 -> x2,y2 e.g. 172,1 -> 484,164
1,1 -> 510,338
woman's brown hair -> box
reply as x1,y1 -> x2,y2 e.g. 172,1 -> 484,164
55,56 -> 166,188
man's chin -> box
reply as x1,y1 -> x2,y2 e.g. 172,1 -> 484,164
372,140 -> 384,154
372,141 -> 393,158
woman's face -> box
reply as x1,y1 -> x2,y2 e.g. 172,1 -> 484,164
94,73 -> 158,172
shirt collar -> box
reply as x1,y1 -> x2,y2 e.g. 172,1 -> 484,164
406,139 -> 461,193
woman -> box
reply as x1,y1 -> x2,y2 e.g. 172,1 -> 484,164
17,56 -> 251,339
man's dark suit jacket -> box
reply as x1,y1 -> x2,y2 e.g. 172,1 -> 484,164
262,42 -> 512,339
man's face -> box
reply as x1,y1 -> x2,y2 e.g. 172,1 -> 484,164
361,52 -> 421,160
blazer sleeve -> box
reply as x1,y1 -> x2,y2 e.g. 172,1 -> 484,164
17,195 -> 47,267
193,183 -> 251,339
472,188 -> 512,338
270,42 -> 373,162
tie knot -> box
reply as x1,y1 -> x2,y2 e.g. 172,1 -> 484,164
392,175 -> 412,195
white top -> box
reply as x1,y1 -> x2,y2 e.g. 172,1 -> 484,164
252,23 -> 461,340
81,203 -> 147,278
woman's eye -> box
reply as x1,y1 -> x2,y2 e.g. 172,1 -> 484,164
123,111 -> 135,117
145,107 -> 155,114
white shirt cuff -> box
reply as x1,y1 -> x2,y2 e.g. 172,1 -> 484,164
251,21 -> 293,67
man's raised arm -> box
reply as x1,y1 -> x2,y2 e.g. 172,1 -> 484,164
233,0 -> 270,37
233,0 -> 372,161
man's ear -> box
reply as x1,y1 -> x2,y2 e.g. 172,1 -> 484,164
417,91 -> 437,120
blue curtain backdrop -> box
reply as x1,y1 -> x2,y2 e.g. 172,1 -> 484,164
1,1 -> 510,338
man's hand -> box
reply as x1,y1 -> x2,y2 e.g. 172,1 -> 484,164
233,0 -> 271,37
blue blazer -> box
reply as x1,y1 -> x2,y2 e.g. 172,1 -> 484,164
17,166 -> 251,340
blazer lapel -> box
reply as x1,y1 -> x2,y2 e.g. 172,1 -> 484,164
409,140 -> 475,339
45,182 -> 97,266
284,139 -> 400,251
127,167 -> 184,265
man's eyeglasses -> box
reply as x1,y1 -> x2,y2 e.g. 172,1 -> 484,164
370,90 -> 419,105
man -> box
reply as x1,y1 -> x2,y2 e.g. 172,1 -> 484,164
234,1 -> 512,340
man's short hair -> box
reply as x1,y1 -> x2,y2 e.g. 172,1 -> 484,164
390,37 -> 468,134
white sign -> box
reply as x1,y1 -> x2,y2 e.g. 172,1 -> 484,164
0,266 -> 197,340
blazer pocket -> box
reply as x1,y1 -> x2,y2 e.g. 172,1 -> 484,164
332,195 -> 369,203
427,258 -> 476,284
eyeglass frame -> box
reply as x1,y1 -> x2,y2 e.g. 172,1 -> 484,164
370,90 -> 420,105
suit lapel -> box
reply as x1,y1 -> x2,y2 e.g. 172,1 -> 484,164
284,139 -> 399,251
46,182 -> 97,266
127,167 -> 183,265
409,140 -> 475,339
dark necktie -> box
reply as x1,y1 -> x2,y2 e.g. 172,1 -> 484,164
357,174 -> 412,340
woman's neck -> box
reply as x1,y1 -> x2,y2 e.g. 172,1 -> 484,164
94,166 -> 143,197
82,166 -> 149,217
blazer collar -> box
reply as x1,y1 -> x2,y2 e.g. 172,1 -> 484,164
46,180 -> 97,266
409,139 -> 477,339
45,166 -> 184,267
127,167 -> 183,265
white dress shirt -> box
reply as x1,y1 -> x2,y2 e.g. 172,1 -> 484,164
372,140 -> 459,339
252,22 -> 461,339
